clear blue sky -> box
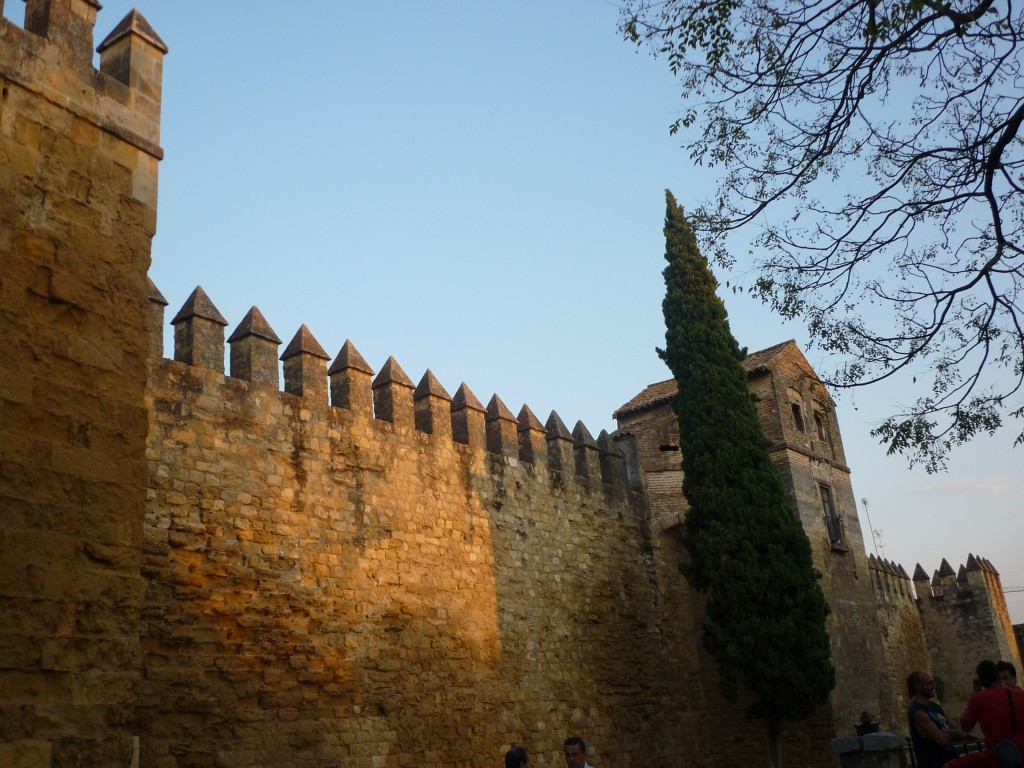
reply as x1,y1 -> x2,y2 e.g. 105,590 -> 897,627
11,1 -> 1019,622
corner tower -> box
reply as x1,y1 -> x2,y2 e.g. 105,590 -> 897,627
0,3 -> 166,763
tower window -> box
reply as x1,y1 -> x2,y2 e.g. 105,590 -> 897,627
791,402 -> 805,432
819,484 -> 848,552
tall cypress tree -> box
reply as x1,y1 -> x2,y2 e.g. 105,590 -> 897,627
659,190 -> 834,767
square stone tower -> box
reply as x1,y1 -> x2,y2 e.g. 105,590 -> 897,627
614,340 -> 888,744
0,2 -> 165,764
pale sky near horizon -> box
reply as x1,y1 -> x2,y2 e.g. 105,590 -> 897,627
9,1 -> 1019,624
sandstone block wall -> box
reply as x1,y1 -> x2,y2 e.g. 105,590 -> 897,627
139,297 -> 713,768
5,5 -> 1022,765
0,3 -> 164,765
868,558 -> 930,729
913,557 -> 1023,716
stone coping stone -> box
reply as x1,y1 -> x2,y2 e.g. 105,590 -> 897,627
832,733 -> 909,754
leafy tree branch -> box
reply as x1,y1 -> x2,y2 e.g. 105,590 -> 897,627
623,0 -> 1024,469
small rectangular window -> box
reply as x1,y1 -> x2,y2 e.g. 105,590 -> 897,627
819,484 -> 848,551
814,411 -> 835,454
791,402 -> 805,432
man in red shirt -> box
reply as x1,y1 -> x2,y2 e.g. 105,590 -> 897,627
949,660 -> 1024,768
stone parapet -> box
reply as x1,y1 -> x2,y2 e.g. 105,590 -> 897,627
141,354 -> 692,766
151,283 -> 641,487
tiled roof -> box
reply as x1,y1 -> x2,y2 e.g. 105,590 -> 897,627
612,340 -> 797,420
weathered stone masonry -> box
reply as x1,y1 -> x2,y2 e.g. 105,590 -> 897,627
1,2 -> 164,765
2,4 -> 1021,767
139,288 -> 713,767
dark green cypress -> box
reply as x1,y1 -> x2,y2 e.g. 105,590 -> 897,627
659,190 -> 834,764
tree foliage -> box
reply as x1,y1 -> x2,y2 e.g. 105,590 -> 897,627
659,191 -> 834,766
623,0 -> 1024,470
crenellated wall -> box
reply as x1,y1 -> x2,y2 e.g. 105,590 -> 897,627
911,555 -> 1023,716
138,286 -> 714,767
0,3 -> 165,765
868,557 -> 930,728
867,553 -> 1022,727
4,5 -> 1023,766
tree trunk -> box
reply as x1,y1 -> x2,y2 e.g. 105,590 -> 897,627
766,719 -> 782,768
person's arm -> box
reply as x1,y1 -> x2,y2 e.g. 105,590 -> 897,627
914,709 -> 953,747
944,717 -> 968,741
958,695 -> 979,734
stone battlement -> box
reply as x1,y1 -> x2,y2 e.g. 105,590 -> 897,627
912,553 -> 1004,600
868,554 -> 915,604
869,553 -> 1007,605
3,5 -> 1020,764
1,1 -> 166,225
149,283 -> 635,496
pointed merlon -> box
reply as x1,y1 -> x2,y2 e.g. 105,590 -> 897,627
957,564 -> 967,582
485,394 -> 519,457
96,9 -> 169,54
572,421 -> 599,450
597,430 -> 623,458
966,553 -> 981,571
517,404 -> 544,433
171,286 -> 228,327
147,276 -> 168,306
516,404 -> 547,464
931,571 -> 942,587
486,394 -> 517,422
280,324 -> 329,361
228,306 -> 282,344
451,383 -> 485,413
373,356 -> 415,389
913,564 -> 930,582
938,558 -> 956,578
897,564 -> 910,580
451,382 -> 486,448
228,306 -> 280,388
545,411 -> 572,441
413,369 -> 452,402
328,339 -> 374,376
868,554 -> 879,568
413,369 -> 452,435
596,429 -> 626,487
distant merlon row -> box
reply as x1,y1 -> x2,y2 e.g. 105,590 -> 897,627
147,282 -> 632,486
869,552 -> 1006,603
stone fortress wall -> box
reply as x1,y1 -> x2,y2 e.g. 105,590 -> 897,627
1,0 -> 164,765
138,285 -> 713,767
1,3 -> 1021,766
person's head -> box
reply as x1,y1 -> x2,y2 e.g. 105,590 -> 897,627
563,737 -> 587,768
907,670 -> 936,699
976,660 -> 999,688
996,661 -> 1018,689
505,747 -> 528,768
